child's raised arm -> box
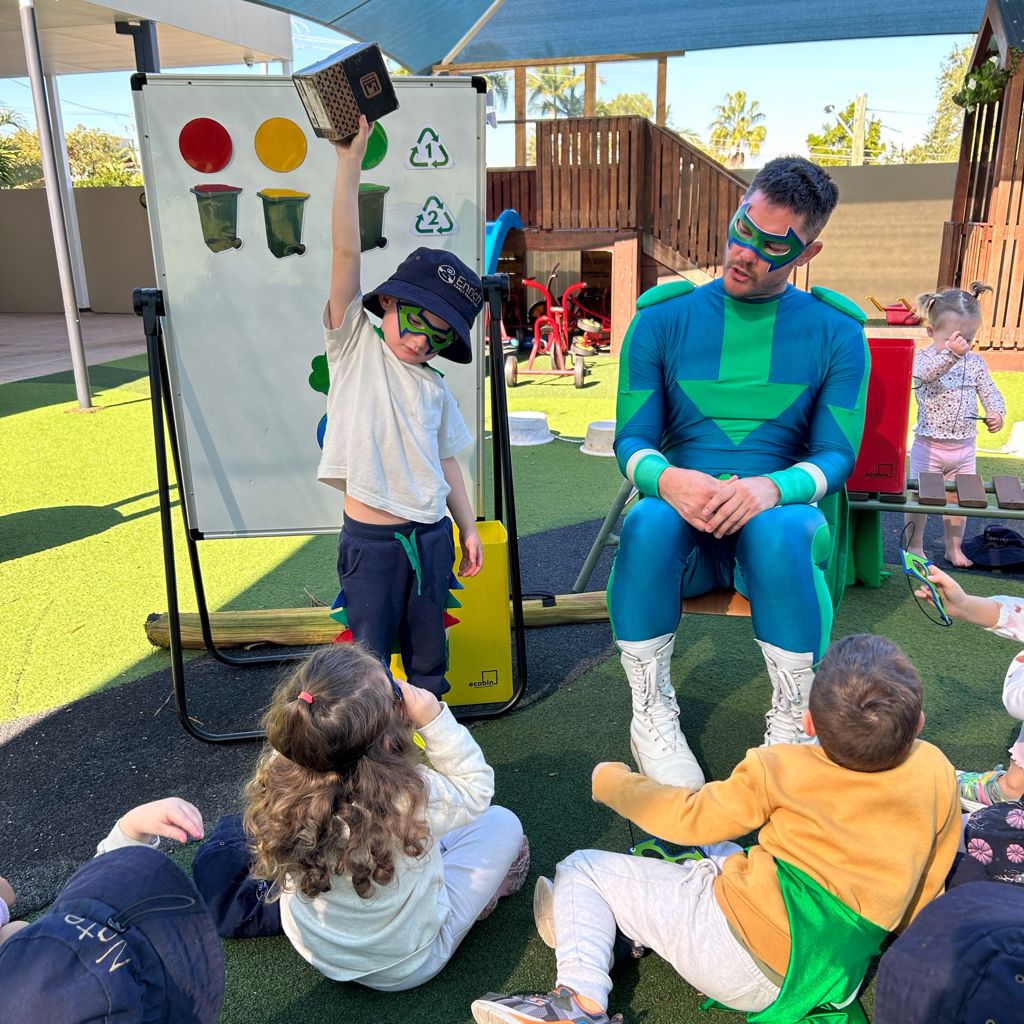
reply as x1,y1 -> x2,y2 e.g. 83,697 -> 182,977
327,116 -> 371,330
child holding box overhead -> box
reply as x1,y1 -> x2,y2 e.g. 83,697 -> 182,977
318,116 -> 485,696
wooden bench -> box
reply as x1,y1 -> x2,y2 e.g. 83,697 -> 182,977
847,473 -> 1024,519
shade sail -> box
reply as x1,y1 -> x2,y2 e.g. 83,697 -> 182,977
256,0 -> 984,74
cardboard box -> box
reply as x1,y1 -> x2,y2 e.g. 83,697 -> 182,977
292,42 -> 399,142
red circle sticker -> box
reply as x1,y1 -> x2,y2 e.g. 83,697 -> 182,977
178,118 -> 233,173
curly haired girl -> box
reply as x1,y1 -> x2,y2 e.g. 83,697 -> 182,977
194,643 -> 528,990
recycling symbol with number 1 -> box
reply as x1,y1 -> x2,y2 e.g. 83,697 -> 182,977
413,195 -> 457,236
408,127 -> 452,169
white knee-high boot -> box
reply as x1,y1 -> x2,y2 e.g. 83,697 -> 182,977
758,639 -> 818,746
619,634 -> 705,789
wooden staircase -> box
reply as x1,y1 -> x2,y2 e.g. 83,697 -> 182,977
486,116 -> 747,278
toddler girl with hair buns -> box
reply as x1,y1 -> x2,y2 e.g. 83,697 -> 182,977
904,282 -> 1006,567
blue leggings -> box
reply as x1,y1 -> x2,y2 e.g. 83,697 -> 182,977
607,498 -> 833,659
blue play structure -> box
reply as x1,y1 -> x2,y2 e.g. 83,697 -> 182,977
484,208 -> 523,274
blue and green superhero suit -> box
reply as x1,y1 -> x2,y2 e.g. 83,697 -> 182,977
609,277 -> 868,663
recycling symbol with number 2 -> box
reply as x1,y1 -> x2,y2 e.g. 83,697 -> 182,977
414,195 -> 457,235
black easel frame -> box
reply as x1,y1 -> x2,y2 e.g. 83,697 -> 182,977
135,277 -> 527,743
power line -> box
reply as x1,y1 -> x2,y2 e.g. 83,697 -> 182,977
6,78 -> 132,119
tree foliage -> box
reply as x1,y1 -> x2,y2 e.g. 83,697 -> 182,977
0,106 -> 22,186
899,44 -> 971,163
0,123 -> 142,188
708,90 -> 766,168
806,101 -> 885,166
527,65 -> 585,118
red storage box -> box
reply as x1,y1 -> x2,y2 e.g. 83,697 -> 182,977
846,336 -> 915,494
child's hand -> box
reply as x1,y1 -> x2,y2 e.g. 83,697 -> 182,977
913,564 -> 969,620
946,331 -> 971,357
458,530 -> 484,577
332,115 -> 371,168
0,875 -> 15,908
985,410 -> 1004,432
118,798 -> 205,845
396,679 -> 443,729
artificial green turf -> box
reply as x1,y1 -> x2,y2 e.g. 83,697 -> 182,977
2,351 -> 1022,722
4,352 -> 1024,1022
160,565 -> 1023,1024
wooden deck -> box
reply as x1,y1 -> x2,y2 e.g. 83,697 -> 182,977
487,116 -> 746,276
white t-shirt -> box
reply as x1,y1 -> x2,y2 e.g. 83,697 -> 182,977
316,296 -> 473,523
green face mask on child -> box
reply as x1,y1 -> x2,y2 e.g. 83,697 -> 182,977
397,302 -> 456,353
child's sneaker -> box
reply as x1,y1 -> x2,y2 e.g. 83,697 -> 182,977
957,766 -> 1011,812
533,875 -> 556,947
477,835 -> 531,921
471,987 -> 623,1024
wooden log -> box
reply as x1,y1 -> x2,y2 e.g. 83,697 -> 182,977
144,589 -> 751,651
993,475 -> 1024,510
955,473 -> 988,509
916,472 -> 949,506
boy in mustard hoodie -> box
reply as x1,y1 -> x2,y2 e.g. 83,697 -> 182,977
471,634 -> 961,1024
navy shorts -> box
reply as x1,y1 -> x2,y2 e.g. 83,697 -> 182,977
337,515 -> 456,696
191,814 -> 282,939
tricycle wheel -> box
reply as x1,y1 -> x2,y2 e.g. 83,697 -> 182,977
574,357 -> 586,388
504,355 -> 518,387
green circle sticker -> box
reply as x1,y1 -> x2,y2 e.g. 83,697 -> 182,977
362,122 -> 388,171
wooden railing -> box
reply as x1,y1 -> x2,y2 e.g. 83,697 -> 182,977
486,167 -> 537,227
645,123 -> 746,272
486,116 -> 746,274
938,219 -> 1024,349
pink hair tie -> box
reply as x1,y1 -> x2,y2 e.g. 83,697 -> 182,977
297,690 -> 314,705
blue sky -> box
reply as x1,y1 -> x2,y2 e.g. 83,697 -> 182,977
0,16 -> 973,168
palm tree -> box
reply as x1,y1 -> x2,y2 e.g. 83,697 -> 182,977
483,70 -> 511,111
527,66 -> 585,118
708,90 -> 767,168
0,106 -> 23,186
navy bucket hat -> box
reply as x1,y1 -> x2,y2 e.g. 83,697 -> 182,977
0,845 -> 224,1024
364,247 -> 484,364
962,525 -> 1024,570
874,882 -> 1024,1024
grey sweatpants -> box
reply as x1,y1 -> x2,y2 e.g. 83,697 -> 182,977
553,842 -> 781,1011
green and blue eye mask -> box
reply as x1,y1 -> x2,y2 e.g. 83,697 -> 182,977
728,203 -> 808,270
397,302 -> 456,353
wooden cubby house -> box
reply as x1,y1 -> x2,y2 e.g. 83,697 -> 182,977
937,0 -> 1024,351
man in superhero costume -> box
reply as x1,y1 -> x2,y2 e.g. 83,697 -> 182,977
611,157 -> 869,788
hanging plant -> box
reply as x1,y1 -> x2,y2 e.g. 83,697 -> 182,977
954,49 -> 1023,113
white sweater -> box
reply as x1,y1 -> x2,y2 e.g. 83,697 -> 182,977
987,596 -> 1024,721
279,704 -> 493,984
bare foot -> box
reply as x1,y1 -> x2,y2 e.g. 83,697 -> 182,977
945,549 -> 973,568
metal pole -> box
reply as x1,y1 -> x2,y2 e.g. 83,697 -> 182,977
44,73 -> 90,309
18,0 -> 92,408
851,93 -> 867,167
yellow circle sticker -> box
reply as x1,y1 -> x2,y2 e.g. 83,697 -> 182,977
254,117 -> 307,172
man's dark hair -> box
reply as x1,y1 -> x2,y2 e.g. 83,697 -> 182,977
744,156 -> 839,241
809,634 -> 923,772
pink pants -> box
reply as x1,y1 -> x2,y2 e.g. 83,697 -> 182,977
909,436 -> 977,481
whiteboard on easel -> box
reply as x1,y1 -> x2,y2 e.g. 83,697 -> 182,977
132,74 -> 486,538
